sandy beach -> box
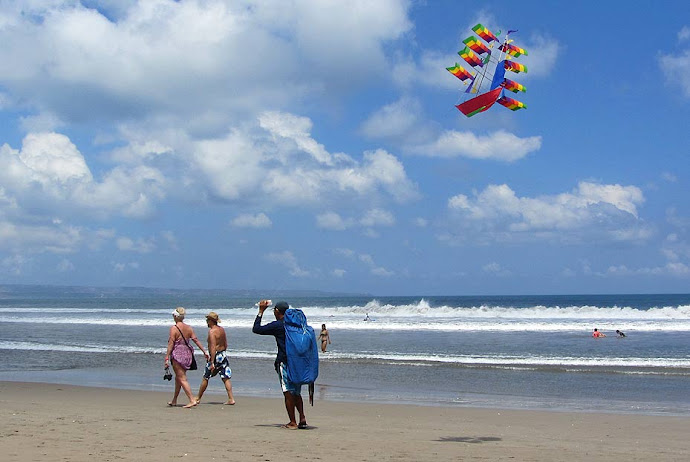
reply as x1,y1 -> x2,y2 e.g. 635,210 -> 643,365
0,382 -> 688,461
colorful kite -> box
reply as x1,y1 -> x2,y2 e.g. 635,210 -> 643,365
472,23 -> 499,43
458,46 -> 484,67
504,60 -> 527,73
446,63 -> 474,81
463,36 -> 491,55
502,78 -> 526,93
497,95 -> 527,111
499,42 -> 528,57
447,25 -> 529,117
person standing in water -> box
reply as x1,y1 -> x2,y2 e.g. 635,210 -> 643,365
319,324 -> 331,353
592,328 -> 606,338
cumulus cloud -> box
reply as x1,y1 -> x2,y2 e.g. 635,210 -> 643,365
360,97 -> 429,142
0,133 -> 166,219
412,130 -> 541,161
447,182 -> 646,239
264,250 -> 309,277
232,212 -> 272,228
360,208 -> 395,227
187,112 -> 418,206
0,0 -> 412,127
316,212 -> 351,230
0,220 -> 82,254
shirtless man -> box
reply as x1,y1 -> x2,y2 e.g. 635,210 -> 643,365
192,312 -> 236,406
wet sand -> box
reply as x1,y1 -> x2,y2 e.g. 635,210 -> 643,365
1,381 -> 688,461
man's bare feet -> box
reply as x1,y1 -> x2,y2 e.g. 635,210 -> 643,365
224,399 -> 236,405
280,423 -> 298,430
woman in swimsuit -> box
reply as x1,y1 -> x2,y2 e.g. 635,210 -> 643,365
164,307 -> 209,408
319,324 -> 331,353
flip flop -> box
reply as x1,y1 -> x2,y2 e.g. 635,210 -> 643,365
280,424 -> 298,430
298,422 -> 308,429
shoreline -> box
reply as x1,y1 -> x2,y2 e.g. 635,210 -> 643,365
1,381 -> 689,461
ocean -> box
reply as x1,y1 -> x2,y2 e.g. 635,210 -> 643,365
1,286 -> 688,415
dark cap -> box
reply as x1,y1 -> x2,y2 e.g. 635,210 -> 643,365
274,301 -> 289,314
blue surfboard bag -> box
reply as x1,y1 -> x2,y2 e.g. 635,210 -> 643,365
283,308 -> 319,386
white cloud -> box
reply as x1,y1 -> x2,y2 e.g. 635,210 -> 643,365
603,263 -> 690,277
516,33 -> 561,80
264,250 -> 309,277
332,268 -> 346,277
187,112 -> 418,206
360,97 -> 425,140
334,248 -> 355,258
232,212 -> 272,228
482,262 -> 511,276
0,220 -> 82,254
260,112 -> 333,165
412,130 -> 541,161
0,133 -> 166,219
448,182 -> 646,238
360,209 -> 395,227
116,236 -> 156,253
0,0 -> 412,126
359,253 -> 394,276
112,261 -> 140,272
660,29 -> 690,98
316,212 -> 351,231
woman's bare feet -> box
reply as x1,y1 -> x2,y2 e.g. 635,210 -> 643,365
224,399 -> 236,405
182,401 -> 198,408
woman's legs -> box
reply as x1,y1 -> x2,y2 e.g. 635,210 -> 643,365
171,360 -> 195,407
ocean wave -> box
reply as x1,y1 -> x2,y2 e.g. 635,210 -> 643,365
2,315 -> 690,331
3,301 -> 689,319
2,340 -> 688,372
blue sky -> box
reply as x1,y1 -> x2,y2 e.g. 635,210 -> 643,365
0,0 -> 688,295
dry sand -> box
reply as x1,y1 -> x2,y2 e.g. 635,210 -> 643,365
1,381 -> 688,461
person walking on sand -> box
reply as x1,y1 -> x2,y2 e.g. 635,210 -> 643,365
319,324 -> 331,353
191,312 -> 236,406
252,300 -> 308,430
592,328 -> 606,338
165,307 -> 209,408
